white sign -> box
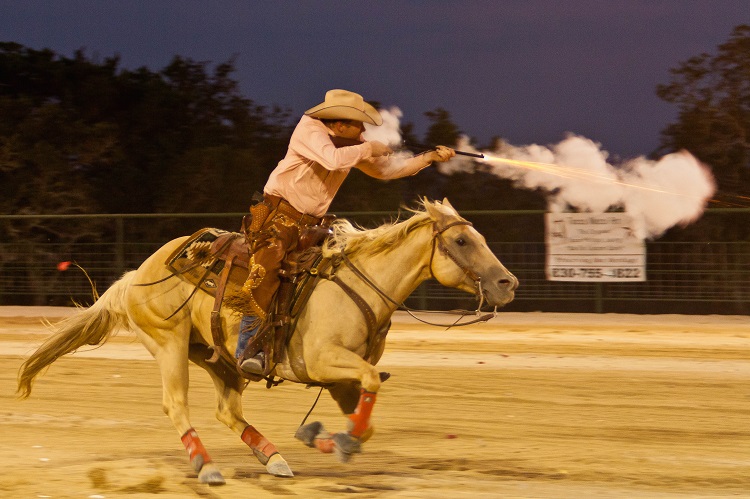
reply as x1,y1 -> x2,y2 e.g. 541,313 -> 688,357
545,213 -> 646,282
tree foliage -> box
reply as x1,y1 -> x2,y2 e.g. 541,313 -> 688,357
0,43 -> 293,217
0,43 -> 549,222
2,40 -> 748,308
0,43 -> 297,303
656,24 -> 750,197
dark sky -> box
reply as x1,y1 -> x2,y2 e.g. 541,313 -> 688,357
1,1 -> 748,158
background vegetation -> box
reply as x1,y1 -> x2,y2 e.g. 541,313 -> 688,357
2,26 -> 748,217
1,26 -> 748,309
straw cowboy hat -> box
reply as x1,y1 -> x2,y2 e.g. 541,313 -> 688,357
304,89 -> 383,126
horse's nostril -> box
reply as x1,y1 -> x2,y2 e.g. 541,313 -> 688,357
498,278 -> 519,290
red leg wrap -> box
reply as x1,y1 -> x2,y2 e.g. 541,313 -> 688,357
180,428 -> 211,469
313,437 -> 336,453
241,425 -> 279,459
348,389 -> 377,438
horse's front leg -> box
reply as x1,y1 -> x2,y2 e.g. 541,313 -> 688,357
307,344 -> 382,392
300,348 -> 381,462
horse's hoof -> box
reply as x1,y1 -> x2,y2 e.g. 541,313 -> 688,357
294,421 -> 325,448
198,463 -> 226,485
266,453 -> 294,477
332,432 -> 361,463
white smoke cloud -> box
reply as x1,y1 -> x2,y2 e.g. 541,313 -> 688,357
362,107 -> 404,147
616,151 -> 715,238
363,110 -> 715,239
443,134 -> 715,239
361,106 -> 419,167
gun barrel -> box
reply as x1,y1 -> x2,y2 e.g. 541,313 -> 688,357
454,150 -> 484,159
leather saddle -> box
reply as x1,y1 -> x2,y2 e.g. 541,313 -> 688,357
164,226 -> 329,379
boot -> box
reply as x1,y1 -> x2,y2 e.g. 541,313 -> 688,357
240,351 -> 265,374
237,316 -> 267,375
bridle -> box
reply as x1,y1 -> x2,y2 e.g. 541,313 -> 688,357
428,220 -> 485,309
334,219 -> 497,328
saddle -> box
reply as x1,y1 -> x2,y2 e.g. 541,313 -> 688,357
164,226 -> 330,380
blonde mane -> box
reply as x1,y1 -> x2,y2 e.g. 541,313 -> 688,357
322,206 -> 434,258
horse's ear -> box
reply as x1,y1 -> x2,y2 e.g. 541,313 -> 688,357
424,199 -> 440,219
437,198 -> 459,217
424,198 -> 453,223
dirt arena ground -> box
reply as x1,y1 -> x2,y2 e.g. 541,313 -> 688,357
0,307 -> 748,498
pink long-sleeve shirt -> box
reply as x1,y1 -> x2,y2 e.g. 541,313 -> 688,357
264,115 -> 426,217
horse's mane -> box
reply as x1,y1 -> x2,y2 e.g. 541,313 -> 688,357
322,205 -> 434,258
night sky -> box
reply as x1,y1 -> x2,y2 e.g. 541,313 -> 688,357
2,1 -> 748,159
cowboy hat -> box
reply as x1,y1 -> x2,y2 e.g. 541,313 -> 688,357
304,89 -> 383,126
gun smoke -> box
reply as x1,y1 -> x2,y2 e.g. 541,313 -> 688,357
365,108 -> 716,239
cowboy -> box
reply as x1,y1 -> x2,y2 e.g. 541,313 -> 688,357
238,89 -> 456,374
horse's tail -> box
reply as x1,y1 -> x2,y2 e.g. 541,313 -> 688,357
17,271 -> 136,399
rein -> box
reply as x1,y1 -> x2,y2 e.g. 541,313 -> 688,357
335,220 -> 497,329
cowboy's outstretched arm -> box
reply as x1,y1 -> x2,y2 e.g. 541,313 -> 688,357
358,145 -> 456,180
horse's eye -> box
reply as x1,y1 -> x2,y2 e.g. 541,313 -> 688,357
456,237 -> 466,246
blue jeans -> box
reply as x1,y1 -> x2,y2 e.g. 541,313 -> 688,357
235,316 -> 259,358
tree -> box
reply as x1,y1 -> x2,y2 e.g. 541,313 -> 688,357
0,97 -> 116,305
655,26 -> 750,314
0,44 -> 295,304
423,107 -> 461,147
656,24 -> 750,198
0,44 -> 294,215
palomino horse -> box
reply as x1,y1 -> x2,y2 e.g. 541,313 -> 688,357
17,198 -> 517,484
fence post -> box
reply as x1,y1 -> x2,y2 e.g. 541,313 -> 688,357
115,216 -> 125,276
417,283 -> 428,310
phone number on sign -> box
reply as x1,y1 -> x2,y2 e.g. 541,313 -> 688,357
550,267 -> 642,279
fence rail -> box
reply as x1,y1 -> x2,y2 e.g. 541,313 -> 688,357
1,210 -> 748,314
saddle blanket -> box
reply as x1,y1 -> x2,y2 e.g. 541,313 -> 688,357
165,228 -> 249,298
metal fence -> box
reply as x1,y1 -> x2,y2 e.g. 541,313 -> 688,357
1,210 -> 748,314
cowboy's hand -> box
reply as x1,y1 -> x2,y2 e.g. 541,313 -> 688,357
369,141 -> 393,157
429,146 -> 456,163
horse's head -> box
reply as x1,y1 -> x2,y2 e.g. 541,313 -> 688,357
423,198 -> 518,307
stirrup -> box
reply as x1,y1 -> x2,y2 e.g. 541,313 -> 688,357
240,352 -> 265,374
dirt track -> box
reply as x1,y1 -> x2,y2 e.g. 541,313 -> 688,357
1,307 -> 749,498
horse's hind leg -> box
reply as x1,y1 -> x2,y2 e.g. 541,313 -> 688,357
188,346 -> 293,478
134,327 -> 226,485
